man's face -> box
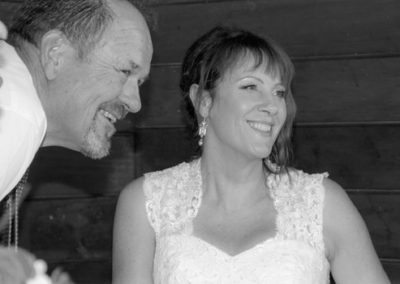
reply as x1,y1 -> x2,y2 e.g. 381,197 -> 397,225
46,1 -> 153,159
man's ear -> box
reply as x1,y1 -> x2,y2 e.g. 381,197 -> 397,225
40,30 -> 74,80
189,84 -> 212,118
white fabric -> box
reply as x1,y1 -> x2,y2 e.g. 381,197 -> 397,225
0,41 -> 47,201
144,159 -> 330,284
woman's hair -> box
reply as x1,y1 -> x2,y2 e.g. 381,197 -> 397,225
8,0 -> 153,58
179,26 -> 297,173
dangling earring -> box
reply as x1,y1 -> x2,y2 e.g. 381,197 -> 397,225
198,118 -> 207,146
265,157 -> 280,173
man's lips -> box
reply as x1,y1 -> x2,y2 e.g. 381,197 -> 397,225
98,105 -> 127,124
99,109 -> 117,123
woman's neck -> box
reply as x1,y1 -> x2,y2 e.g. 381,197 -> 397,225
200,146 -> 268,211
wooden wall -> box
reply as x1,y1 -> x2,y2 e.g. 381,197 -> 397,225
1,0 -> 400,283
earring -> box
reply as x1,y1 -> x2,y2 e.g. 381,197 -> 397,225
198,118 -> 207,146
265,158 -> 280,173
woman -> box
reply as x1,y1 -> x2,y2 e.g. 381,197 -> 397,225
112,26 -> 390,284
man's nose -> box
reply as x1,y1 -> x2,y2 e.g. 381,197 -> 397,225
120,78 -> 142,113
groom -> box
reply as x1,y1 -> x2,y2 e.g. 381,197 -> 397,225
0,0 -> 153,281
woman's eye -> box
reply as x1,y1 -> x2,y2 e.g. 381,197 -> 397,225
241,84 -> 257,90
275,90 -> 286,97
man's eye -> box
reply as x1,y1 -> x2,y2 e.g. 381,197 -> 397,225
121,69 -> 132,76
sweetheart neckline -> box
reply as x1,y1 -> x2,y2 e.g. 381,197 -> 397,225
186,233 -> 280,259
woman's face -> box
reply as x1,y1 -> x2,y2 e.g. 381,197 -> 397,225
205,56 -> 287,160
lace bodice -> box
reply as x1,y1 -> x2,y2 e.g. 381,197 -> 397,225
144,159 -> 330,284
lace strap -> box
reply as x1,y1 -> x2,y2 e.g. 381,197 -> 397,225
143,160 -> 202,236
143,170 -> 164,235
271,170 -> 328,252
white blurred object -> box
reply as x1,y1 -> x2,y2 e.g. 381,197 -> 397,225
0,20 -> 7,39
26,259 -> 53,284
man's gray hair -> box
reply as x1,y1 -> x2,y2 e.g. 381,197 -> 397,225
9,0 -> 154,58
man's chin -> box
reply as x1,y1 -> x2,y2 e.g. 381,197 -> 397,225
83,146 -> 110,160
82,132 -> 111,159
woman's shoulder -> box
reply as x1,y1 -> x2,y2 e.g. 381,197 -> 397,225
286,167 -> 329,181
143,160 -> 196,189
320,177 -> 370,261
139,159 -> 200,201
144,160 -> 194,181
271,167 -> 328,190
118,176 -> 146,210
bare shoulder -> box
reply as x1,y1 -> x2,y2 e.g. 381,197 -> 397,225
322,178 -> 366,258
322,178 -> 354,211
113,175 -> 156,283
322,180 -> 389,283
322,177 -> 359,228
117,176 -> 146,208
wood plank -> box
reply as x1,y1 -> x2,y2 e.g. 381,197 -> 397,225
2,0 -> 399,62
17,190 -> 400,264
19,197 -> 116,261
382,261 -> 400,284
349,192 -> 400,259
133,127 -> 198,176
28,134 -> 135,199
27,125 -> 400,197
292,125 -> 400,190
293,57 -> 400,124
331,261 -> 400,283
149,0 -> 400,63
47,259 -> 111,284
134,56 -> 400,127
133,126 -> 400,190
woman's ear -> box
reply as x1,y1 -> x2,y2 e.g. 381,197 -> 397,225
189,84 -> 200,107
189,84 -> 212,118
40,30 -> 74,80
199,92 -> 212,118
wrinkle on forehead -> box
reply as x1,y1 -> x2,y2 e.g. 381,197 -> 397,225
93,10 -> 152,66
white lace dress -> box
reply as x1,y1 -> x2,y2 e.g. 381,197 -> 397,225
144,159 -> 330,284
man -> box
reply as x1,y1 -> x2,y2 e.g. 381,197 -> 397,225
0,0 -> 153,281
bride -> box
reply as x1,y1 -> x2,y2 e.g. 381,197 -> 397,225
112,26 -> 390,284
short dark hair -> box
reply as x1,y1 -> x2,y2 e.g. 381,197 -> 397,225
180,26 -> 297,173
9,0 -> 153,58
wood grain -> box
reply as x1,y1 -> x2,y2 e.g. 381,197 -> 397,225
131,125 -> 400,191
292,125 -> 400,190
1,0 -> 399,62
19,197 -> 116,261
27,125 -> 400,199
149,0 -> 400,62
18,193 -> 400,281
28,135 -> 135,198
134,56 -> 400,128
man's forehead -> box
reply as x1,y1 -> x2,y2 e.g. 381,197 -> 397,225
107,0 -> 145,25
103,1 -> 151,48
